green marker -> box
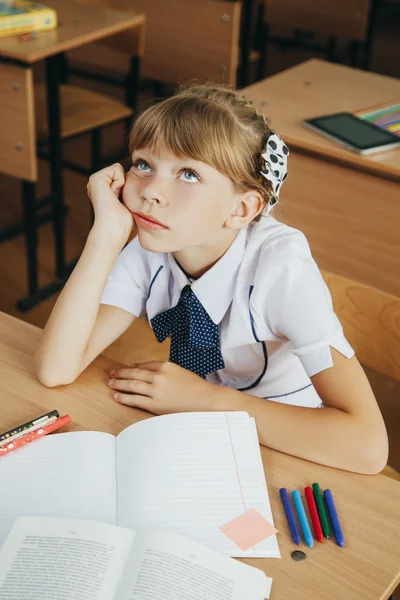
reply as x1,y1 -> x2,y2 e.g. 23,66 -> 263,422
312,482 -> 330,539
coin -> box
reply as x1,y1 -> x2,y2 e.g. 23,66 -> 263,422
291,550 -> 307,561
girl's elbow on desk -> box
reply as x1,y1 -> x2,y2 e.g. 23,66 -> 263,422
35,367 -> 79,389
227,391 -> 389,475
34,352 -> 82,389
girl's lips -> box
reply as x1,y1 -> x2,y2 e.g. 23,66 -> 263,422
132,212 -> 168,230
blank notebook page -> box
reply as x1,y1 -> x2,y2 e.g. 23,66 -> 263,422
0,431 -> 117,550
116,412 -> 279,558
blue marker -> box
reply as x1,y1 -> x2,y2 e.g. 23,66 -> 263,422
292,490 -> 314,548
279,488 -> 301,545
324,489 -> 345,547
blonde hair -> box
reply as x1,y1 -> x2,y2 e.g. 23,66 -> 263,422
128,83 -> 273,221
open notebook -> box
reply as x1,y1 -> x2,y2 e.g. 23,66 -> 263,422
0,412 -> 280,558
0,517 -> 273,600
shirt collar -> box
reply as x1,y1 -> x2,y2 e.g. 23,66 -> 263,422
167,227 -> 248,324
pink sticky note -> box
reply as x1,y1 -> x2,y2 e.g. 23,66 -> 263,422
220,509 -> 278,551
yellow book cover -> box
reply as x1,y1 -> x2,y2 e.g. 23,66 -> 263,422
0,1 -> 57,38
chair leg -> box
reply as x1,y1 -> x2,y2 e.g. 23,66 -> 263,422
21,181 -> 38,297
348,40 -> 360,67
91,128 -> 102,173
126,56 -> 141,113
238,0 -> 253,88
58,52 -> 69,84
363,0 -> 380,70
153,80 -> 167,101
255,2 -> 266,81
125,56 -> 141,134
326,36 -> 338,62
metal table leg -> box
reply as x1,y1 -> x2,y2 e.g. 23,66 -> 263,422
17,52 -> 77,311
46,54 -> 66,280
21,181 -> 38,296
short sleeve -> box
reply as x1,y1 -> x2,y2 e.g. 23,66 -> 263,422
253,234 -> 354,377
100,236 -> 151,317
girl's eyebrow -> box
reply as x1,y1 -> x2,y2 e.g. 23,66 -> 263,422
132,149 -> 203,167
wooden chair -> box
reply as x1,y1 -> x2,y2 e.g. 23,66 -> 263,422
258,0 -> 377,76
68,0 -> 241,89
321,270 -> 400,480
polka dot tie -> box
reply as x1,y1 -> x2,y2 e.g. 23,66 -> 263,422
150,285 -> 225,379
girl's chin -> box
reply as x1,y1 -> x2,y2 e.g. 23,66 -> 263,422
136,230 -> 176,253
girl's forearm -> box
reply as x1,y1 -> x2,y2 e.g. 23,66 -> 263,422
35,227 -> 125,386
214,388 -> 388,474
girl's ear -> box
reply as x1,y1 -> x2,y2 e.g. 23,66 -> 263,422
225,191 -> 264,229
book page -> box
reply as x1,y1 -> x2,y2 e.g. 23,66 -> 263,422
0,517 -> 134,600
0,431 -> 117,549
116,530 -> 272,600
116,412 -> 279,557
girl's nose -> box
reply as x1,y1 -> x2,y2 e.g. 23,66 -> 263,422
140,178 -> 169,207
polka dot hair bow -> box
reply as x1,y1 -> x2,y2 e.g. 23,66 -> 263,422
259,132 -> 289,214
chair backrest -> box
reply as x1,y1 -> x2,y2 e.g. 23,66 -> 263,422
321,270 -> 400,382
72,0 -> 241,86
264,0 -> 372,41
0,63 -> 37,182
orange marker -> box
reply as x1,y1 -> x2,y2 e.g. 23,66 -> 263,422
0,415 -> 71,458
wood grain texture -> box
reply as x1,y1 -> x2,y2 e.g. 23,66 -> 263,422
243,59 -> 400,181
35,83 -> 132,141
264,0 -> 372,40
277,150 -> 400,298
321,270 -> 400,382
71,0 -> 241,85
0,310 -> 399,600
0,0 -> 145,63
0,64 -> 37,182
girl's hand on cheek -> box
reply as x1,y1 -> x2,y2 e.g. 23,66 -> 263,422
87,163 -> 133,242
107,361 -> 224,414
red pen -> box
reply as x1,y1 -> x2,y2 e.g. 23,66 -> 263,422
305,486 -> 324,543
0,415 -> 71,458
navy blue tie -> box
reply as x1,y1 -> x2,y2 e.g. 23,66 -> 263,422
150,285 -> 225,379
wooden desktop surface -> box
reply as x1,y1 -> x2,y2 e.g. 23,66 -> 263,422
1,311 -> 399,600
244,59 -> 400,182
0,0 -> 145,63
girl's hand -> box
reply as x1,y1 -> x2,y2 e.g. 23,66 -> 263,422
87,163 -> 133,242
107,361 -> 227,414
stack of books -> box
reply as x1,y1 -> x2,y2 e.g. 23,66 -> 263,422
354,101 -> 400,138
0,1 -> 57,38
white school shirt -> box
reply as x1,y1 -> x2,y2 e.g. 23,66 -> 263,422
101,215 -> 354,408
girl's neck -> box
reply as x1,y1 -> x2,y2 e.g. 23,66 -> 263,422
172,228 -> 239,279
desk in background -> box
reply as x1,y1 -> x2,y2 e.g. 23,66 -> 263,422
0,310 -> 399,600
243,59 -> 400,298
0,0 -> 145,311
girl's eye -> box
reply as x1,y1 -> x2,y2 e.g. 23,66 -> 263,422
132,159 -> 152,173
180,169 -> 199,183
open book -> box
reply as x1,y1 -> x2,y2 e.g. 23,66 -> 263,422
0,516 -> 273,600
0,412 -> 279,558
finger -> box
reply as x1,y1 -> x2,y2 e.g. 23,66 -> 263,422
113,392 -> 153,412
111,368 -> 155,383
108,379 -> 152,396
131,361 -> 165,372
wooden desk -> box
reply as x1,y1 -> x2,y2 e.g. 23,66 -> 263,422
243,59 -> 400,297
0,0 -> 145,63
1,310 -> 399,600
0,0 -> 145,311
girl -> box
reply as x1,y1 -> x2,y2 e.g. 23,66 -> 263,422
35,84 -> 388,474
